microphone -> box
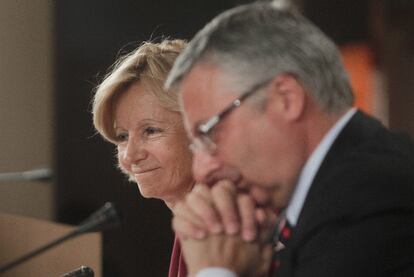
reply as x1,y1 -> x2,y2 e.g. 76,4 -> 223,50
0,202 -> 120,273
0,168 -> 53,182
76,202 -> 121,233
61,266 -> 94,277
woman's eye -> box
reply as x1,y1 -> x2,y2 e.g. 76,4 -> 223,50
144,127 -> 162,136
115,133 -> 128,142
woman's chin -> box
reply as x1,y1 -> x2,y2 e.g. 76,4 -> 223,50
137,184 -> 164,200
138,189 -> 158,199
137,187 -> 181,206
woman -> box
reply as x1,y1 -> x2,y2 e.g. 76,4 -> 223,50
92,39 -> 191,277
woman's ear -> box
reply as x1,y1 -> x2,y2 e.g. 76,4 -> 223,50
264,73 -> 306,122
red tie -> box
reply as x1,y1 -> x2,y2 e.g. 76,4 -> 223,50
268,219 -> 293,275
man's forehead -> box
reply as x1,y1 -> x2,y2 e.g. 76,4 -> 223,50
181,63 -> 222,99
180,66 -> 216,137
180,64 -> 237,123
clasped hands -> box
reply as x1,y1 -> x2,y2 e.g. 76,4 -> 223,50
172,180 -> 277,277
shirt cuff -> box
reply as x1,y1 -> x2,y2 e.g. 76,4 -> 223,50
196,267 -> 237,277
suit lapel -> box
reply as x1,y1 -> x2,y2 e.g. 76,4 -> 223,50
278,111 -> 384,275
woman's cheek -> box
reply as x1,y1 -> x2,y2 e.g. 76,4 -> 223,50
116,148 -> 129,174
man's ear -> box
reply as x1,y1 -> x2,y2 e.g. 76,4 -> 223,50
265,73 -> 306,121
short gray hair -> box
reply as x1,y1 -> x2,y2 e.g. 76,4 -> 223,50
165,1 -> 354,113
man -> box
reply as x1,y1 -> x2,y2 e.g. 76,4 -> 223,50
165,1 -> 414,276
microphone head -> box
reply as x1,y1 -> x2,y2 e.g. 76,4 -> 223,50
77,202 -> 121,233
61,266 -> 94,277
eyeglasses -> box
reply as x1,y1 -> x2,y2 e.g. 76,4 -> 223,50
189,79 -> 271,154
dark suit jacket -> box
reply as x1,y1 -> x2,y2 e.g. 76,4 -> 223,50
278,111 -> 414,277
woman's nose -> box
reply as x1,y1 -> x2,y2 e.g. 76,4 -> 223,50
120,136 -> 146,165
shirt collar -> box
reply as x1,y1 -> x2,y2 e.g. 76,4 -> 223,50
285,108 -> 357,226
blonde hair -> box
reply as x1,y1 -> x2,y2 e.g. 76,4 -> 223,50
92,39 -> 187,143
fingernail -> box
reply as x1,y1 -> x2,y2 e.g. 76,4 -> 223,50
211,223 -> 223,234
226,222 -> 239,235
195,230 -> 206,239
243,230 -> 256,242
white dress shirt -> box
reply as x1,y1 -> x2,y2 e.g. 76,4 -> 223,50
285,108 -> 356,226
196,108 -> 357,277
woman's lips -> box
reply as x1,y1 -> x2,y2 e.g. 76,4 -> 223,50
132,167 -> 161,175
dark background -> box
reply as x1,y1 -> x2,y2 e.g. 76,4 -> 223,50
54,0 -> 414,276
54,1 -> 251,276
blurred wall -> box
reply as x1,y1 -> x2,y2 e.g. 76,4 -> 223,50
0,0 -> 53,219
300,0 -> 414,139
376,0 -> 414,139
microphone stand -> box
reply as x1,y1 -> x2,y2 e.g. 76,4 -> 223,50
0,202 -> 120,273
0,168 -> 53,182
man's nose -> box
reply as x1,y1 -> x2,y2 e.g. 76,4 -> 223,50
192,150 -> 221,184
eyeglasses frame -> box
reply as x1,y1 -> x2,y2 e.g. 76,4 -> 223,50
190,78 -> 272,153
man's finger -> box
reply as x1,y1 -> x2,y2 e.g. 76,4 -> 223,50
187,184 -> 223,234
237,194 -> 257,242
173,201 -> 207,228
172,216 -> 206,240
211,180 -> 240,235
